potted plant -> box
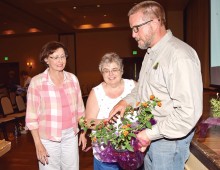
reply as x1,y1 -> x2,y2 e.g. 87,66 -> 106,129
199,93 -> 220,138
210,93 -> 220,117
79,95 -> 161,170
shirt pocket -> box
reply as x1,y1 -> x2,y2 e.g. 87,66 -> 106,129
147,67 -> 166,91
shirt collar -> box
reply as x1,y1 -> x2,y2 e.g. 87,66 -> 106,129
41,68 -> 72,84
148,29 -> 173,56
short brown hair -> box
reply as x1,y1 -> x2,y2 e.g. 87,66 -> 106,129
39,41 -> 69,66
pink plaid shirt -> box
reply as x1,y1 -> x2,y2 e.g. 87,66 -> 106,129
25,69 -> 85,141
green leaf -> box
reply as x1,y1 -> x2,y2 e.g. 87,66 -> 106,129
126,144 -> 134,152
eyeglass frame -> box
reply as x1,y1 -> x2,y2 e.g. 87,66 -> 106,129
101,68 -> 121,75
131,19 -> 153,33
48,55 -> 67,61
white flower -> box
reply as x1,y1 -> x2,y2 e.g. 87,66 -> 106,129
125,111 -> 138,123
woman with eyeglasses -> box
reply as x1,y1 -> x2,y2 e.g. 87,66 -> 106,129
85,52 -> 136,170
25,41 -> 86,170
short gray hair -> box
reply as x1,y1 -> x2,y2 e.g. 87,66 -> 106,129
99,52 -> 123,73
128,1 -> 166,26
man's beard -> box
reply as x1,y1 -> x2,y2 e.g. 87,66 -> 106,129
136,36 -> 153,50
136,31 -> 155,50
138,40 -> 150,49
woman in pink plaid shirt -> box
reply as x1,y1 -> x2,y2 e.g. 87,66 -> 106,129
26,41 -> 86,170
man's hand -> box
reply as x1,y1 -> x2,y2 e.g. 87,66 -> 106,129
108,100 -> 128,120
136,129 -> 151,152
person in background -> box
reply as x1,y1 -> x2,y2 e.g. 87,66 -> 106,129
16,70 -> 32,101
85,52 -> 136,170
21,70 -> 32,89
109,1 -> 203,170
25,41 -> 87,170
7,70 -> 18,93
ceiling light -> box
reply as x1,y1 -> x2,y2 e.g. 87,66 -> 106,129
98,23 -> 115,28
73,6 -> 77,10
78,24 -> 94,29
28,28 -> 41,33
2,29 -> 15,35
97,5 -> 100,7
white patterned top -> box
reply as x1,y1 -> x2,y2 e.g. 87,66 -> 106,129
94,78 -> 135,120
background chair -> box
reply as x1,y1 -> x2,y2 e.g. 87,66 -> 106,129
0,96 -> 26,137
15,95 -> 26,112
9,92 -> 17,111
0,96 -> 25,119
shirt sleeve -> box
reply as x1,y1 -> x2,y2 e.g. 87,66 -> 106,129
25,77 -> 40,130
73,76 -> 85,119
146,51 -> 203,141
123,83 -> 139,107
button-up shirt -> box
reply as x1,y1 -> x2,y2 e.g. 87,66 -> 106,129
26,69 -> 85,141
124,30 -> 203,140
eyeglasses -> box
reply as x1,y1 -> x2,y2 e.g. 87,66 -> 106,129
131,20 -> 153,33
49,55 -> 67,61
102,68 -> 121,75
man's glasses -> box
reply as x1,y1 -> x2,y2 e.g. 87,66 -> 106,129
102,68 -> 121,75
49,55 -> 67,61
131,20 -> 153,33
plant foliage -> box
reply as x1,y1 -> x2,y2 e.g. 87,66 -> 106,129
79,95 -> 161,152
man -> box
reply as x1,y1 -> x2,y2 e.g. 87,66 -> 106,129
109,1 -> 203,169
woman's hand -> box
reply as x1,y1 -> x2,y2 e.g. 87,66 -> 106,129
30,129 -> 49,165
35,142 -> 50,165
79,131 -> 87,151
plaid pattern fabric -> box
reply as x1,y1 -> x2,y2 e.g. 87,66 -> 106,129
25,69 -> 85,141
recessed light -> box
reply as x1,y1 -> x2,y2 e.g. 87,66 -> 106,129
73,6 -> 77,10
28,28 -> 41,33
98,23 -> 114,28
79,24 -> 94,29
2,29 -> 15,35
97,4 -> 100,7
